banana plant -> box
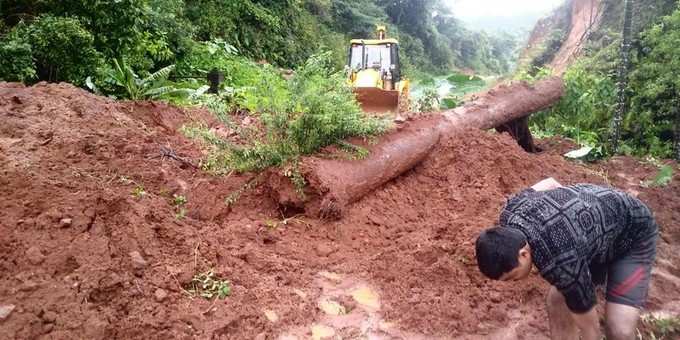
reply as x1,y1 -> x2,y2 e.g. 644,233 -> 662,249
106,59 -> 193,100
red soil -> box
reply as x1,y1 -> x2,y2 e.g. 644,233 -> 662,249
1,83 -> 679,339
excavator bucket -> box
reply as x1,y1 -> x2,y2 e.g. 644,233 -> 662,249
354,87 -> 400,114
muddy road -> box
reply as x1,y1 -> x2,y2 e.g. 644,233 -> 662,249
1,83 -> 679,339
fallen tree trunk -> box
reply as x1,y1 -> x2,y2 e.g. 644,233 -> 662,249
268,77 -> 565,218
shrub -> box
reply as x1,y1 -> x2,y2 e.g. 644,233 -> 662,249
184,52 -> 387,173
627,4 -> 680,158
530,62 -> 617,148
232,52 -> 386,170
0,32 -> 36,82
3,16 -> 103,85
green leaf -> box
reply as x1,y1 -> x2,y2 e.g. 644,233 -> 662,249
564,146 -> 594,159
649,165 -> 674,187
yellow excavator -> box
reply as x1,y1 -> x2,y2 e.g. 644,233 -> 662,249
347,26 -> 410,115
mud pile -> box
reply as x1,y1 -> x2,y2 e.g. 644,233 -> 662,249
1,83 -> 679,339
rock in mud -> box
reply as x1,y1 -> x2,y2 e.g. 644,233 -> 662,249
59,218 -> 72,228
311,324 -> 335,340
129,251 -> 148,270
0,304 -> 16,320
42,311 -> 58,323
263,309 -> 279,323
154,288 -> 168,302
26,246 -> 45,265
315,243 -> 334,257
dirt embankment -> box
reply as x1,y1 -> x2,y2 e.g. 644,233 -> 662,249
520,0 -> 603,74
550,0 -> 604,74
1,83 -> 679,339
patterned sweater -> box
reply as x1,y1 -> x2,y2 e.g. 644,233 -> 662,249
499,184 -> 657,313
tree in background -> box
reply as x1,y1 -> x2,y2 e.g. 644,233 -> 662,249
629,2 -> 680,160
610,0 -> 636,153
0,0 -> 521,85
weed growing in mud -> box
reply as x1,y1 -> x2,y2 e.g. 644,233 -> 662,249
337,141 -> 369,161
642,165 -> 675,188
131,185 -> 146,198
185,270 -> 231,300
172,194 -> 187,219
638,313 -> 680,339
414,87 -> 440,112
282,160 -> 306,198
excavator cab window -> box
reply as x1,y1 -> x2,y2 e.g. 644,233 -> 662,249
348,44 -> 393,72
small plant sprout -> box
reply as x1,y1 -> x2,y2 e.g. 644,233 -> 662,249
185,270 -> 231,300
638,312 -> 680,339
132,185 -> 146,198
119,175 -> 133,185
175,208 -> 187,220
173,194 -> 188,206
171,194 -> 188,219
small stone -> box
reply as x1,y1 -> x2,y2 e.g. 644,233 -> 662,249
59,218 -> 72,228
129,251 -> 148,270
293,289 -> 307,299
154,288 -> 168,302
318,299 -> 346,316
351,286 -> 380,310
318,271 -> 342,282
43,322 -> 54,334
254,332 -> 267,340
489,291 -> 502,303
26,246 -> 45,265
311,324 -> 335,340
42,311 -> 57,323
263,309 -> 279,323
19,280 -> 40,292
315,243 -> 334,257
0,304 -> 16,320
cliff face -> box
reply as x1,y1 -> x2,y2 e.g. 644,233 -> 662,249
520,0 -> 677,75
550,0 -> 604,74
519,0 -> 603,75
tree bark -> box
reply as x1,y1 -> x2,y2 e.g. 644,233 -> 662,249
268,77 -> 566,218
675,102 -> 680,161
610,0 -> 636,153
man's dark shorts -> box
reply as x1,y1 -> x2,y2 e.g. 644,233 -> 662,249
593,208 -> 658,308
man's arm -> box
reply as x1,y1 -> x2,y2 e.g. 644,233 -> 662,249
571,308 -> 601,340
531,177 -> 563,191
546,259 -> 601,339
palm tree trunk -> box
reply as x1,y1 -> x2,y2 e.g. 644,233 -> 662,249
675,101 -> 680,161
610,0 -> 636,153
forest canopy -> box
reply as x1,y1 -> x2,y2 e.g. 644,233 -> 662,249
0,0 -> 520,85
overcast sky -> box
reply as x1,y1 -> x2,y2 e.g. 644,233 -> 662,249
446,0 -> 565,19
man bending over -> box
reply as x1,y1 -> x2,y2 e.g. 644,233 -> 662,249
475,178 -> 658,340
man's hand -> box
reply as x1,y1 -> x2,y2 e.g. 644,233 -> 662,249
571,308 -> 602,340
531,177 -> 563,191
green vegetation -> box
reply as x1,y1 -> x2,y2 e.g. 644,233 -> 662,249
643,165 -> 675,187
182,52 -> 387,173
185,270 -> 231,300
529,0 -> 680,160
639,313 -> 680,339
1,0 -> 520,86
0,15 -> 103,84
172,194 -> 188,219
131,185 -> 147,199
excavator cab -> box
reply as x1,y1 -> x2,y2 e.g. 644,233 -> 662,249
347,26 -> 409,115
